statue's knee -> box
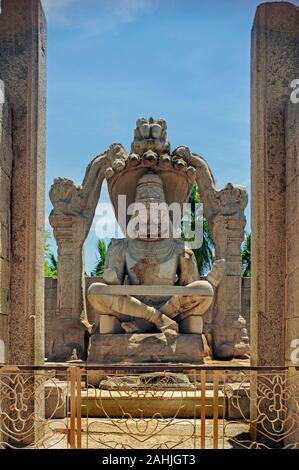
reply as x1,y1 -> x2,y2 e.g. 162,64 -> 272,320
179,315 -> 203,334
186,280 -> 203,288
88,283 -> 110,311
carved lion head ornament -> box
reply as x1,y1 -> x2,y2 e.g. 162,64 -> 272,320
102,118 -> 197,231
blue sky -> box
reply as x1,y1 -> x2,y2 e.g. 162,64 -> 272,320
41,0 -> 296,273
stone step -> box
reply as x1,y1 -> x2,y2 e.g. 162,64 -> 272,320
80,389 -> 225,418
45,382 -> 250,420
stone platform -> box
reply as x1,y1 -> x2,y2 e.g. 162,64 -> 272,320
87,333 -> 206,364
81,388 -> 225,419
45,383 -> 250,419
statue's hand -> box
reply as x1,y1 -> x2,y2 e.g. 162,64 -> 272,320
102,268 -> 121,285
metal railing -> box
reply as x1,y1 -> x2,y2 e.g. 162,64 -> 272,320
0,364 -> 298,449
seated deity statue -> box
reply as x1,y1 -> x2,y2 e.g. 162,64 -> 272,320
88,171 -> 225,341
49,117 -> 249,363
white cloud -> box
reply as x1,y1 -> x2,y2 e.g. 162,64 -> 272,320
109,0 -> 154,23
41,0 -> 158,32
42,0 -> 79,22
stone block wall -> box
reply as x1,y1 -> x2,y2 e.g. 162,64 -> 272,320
0,81 -> 12,364
44,276 -> 251,359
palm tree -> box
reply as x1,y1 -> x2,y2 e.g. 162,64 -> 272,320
241,232 -> 251,277
44,229 -> 57,278
91,239 -> 107,276
192,218 -> 215,276
182,183 -> 215,275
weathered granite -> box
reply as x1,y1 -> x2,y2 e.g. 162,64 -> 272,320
45,380 -> 68,419
251,1 -> 299,367
98,372 -> 195,390
191,161 -> 249,359
48,160 -> 108,360
241,277 -> 250,340
45,276 -> 251,359
250,2 -> 299,448
227,382 -> 250,420
50,118 -> 249,361
286,95 -> 299,366
86,143 -> 227,363
87,333 -> 206,365
80,390 -> 226,420
0,0 -> 47,365
0,81 -> 12,365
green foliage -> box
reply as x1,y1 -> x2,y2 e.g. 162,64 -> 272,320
192,218 -> 215,276
44,229 -> 57,278
241,232 -> 251,277
91,239 -> 107,277
182,183 -> 215,275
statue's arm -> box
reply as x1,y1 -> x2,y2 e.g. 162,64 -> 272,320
102,239 -> 126,285
178,243 -> 200,285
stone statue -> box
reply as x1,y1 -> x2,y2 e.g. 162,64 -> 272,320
85,119 -> 227,362
88,172 -> 225,343
49,117 -> 249,362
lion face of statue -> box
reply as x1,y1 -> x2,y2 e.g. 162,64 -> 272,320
133,172 -> 172,240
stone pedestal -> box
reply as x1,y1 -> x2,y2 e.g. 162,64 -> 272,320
87,333 -> 206,364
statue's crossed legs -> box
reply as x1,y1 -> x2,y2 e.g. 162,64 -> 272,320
88,280 -> 214,336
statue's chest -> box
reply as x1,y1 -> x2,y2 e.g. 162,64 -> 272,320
125,253 -> 178,285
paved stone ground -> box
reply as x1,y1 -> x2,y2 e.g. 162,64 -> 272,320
41,418 -> 251,449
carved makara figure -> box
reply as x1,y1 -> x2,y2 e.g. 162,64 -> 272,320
88,171 -> 225,341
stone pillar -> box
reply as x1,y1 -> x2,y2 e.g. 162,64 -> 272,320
250,3 -> 299,448
212,204 -> 249,359
285,90 -> 299,365
251,2 -> 299,366
241,277 -> 251,339
0,81 -> 12,365
48,213 -> 88,361
0,0 -> 47,365
209,185 -> 249,359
